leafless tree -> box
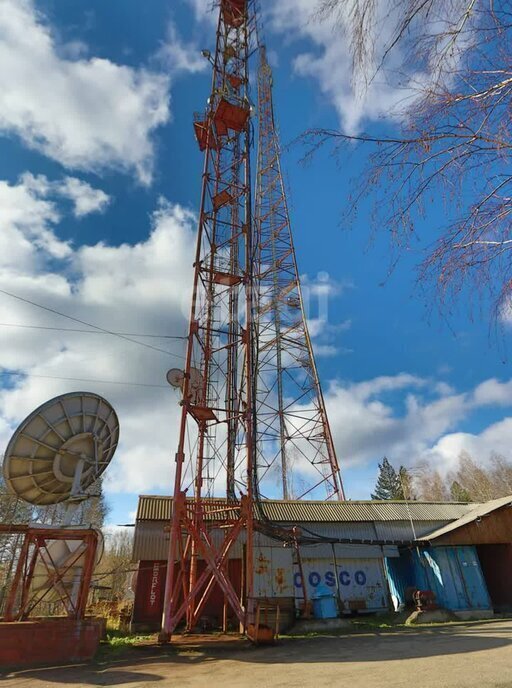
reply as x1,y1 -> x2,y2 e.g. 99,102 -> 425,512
447,451 -> 512,500
96,529 -> 134,601
306,1 -> 512,318
412,460 -> 451,500
411,451 -> 512,501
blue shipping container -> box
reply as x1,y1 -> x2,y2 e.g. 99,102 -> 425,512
413,546 -> 491,611
385,552 -> 415,611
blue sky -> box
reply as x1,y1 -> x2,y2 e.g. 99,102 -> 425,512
1,0 -> 512,526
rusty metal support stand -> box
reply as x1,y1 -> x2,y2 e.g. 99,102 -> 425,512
1,525 -> 98,622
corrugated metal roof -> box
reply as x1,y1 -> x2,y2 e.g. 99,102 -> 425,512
136,495 -> 474,523
259,500 -> 473,523
135,495 -> 241,521
136,496 -> 172,521
419,496 -> 512,541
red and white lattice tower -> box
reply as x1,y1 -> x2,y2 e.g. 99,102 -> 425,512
160,2 -> 346,642
254,45 -> 345,501
160,0 -> 257,640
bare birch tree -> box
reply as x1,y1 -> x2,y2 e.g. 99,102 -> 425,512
411,451 -> 512,501
306,1 -> 512,317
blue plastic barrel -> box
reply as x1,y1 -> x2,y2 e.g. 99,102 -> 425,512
312,584 -> 338,619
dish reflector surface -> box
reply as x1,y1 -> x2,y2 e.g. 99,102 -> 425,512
166,368 -> 184,388
3,392 -> 119,506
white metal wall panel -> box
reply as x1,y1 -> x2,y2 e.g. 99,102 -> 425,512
297,542 -> 385,559
271,547 -> 294,596
382,545 -> 399,558
254,546 -> 294,597
335,544 -> 385,558
254,547 -> 273,597
297,557 -> 389,611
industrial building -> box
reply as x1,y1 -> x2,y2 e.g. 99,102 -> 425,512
131,495 -> 512,631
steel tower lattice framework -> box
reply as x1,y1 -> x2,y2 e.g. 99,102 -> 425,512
160,0 -> 257,640
254,45 -> 345,501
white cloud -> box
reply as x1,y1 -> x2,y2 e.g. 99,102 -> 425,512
56,177 -> 110,218
0,0 -> 170,184
185,0 -> 218,26
302,272 -> 353,357
0,175 -> 70,269
266,1 -> 428,133
21,173 -> 110,218
471,378 -> 512,408
425,419 -> 512,471
0,192 -> 196,495
313,343 -> 344,357
156,21 -> 209,75
325,372 -> 512,476
0,173 -> 109,275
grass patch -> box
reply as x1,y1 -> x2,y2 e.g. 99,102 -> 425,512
93,630 -> 156,663
349,613 -> 403,629
105,632 -> 154,648
283,613 -> 510,638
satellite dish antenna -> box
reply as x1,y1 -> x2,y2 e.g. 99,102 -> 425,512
166,368 -> 185,389
166,367 -> 203,405
3,392 -> 119,506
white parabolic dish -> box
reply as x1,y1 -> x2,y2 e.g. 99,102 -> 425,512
3,392 -> 119,506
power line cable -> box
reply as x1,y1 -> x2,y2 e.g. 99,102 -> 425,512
0,322 -> 187,340
0,288 -> 186,358
0,371 -> 170,389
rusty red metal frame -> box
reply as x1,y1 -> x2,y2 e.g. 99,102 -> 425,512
160,0 -> 257,641
161,0 -> 348,643
1,524 -> 98,622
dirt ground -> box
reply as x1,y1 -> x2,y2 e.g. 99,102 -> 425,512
4,619 -> 512,688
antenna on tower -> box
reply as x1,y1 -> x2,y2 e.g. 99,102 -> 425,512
161,0 -> 346,645
254,43 -> 345,501
160,0 -> 258,641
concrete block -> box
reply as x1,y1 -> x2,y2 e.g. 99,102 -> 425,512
405,609 -> 458,625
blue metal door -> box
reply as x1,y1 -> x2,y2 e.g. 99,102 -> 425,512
442,547 -> 472,609
412,546 -> 491,611
456,546 -> 492,610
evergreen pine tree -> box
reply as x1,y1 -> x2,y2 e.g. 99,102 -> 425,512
371,457 -> 403,500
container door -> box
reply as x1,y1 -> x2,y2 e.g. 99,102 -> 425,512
438,547 -> 469,610
132,560 -> 167,627
297,557 -> 388,612
385,552 -> 414,611
456,547 -> 492,610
